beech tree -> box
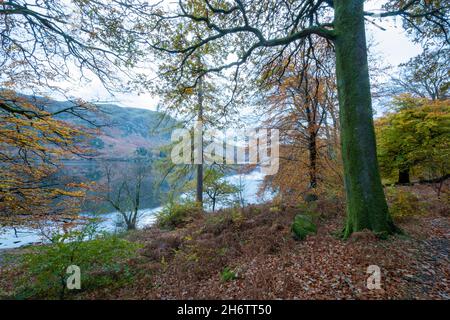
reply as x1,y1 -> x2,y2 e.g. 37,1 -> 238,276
0,0 -> 147,222
376,95 -> 450,185
0,0 -> 147,92
0,91 -> 93,224
152,53 -> 228,208
144,0 -> 449,237
257,39 -> 338,201
150,12 -> 242,208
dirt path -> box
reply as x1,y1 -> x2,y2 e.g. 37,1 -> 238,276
401,217 -> 449,299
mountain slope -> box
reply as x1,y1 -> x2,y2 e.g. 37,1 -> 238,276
43,98 -> 177,160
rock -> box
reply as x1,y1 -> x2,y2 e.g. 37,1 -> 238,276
291,215 -> 317,240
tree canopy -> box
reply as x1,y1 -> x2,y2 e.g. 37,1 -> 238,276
376,95 -> 450,184
391,48 -> 450,100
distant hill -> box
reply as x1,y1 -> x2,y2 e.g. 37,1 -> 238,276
27,96 -> 177,160
85,104 -> 176,160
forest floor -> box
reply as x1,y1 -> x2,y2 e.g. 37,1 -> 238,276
0,184 -> 448,299
88,184 -> 449,300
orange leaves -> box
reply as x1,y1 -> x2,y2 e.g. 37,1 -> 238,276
0,92 -> 91,224
182,87 -> 195,95
258,46 -> 341,203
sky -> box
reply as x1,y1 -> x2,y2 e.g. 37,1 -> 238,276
63,2 -> 424,111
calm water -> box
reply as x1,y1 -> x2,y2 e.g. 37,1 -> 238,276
0,164 -> 269,249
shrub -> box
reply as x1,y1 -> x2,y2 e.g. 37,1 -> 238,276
202,209 -> 244,235
204,213 -> 233,235
386,187 -> 424,220
220,267 -> 237,282
230,208 -> 244,223
156,201 -> 202,230
296,202 -> 320,220
13,223 -> 142,299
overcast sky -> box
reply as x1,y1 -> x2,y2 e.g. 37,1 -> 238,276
65,2 -> 424,111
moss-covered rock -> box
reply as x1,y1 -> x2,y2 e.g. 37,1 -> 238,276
291,215 -> 317,240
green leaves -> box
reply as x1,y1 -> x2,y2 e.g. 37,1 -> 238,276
13,222 -> 142,299
376,96 -> 450,183
220,266 -> 237,282
156,201 -> 203,230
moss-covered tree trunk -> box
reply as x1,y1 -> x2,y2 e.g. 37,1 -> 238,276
334,0 -> 398,238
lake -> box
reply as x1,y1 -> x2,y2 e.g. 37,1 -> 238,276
0,162 -> 269,249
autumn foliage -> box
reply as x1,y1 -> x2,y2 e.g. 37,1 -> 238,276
0,91 -> 93,224
257,45 -> 343,204
376,95 -> 450,185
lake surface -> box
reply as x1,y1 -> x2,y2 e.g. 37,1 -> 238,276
0,169 -> 269,249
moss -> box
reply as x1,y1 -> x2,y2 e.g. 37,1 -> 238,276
334,0 -> 399,238
291,214 -> 317,240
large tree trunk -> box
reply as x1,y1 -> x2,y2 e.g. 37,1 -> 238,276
334,0 -> 398,238
196,73 -> 204,207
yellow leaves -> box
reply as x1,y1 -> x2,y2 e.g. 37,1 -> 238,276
376,96 -> 450,181
183,87 -> 195,95
0,92 -> 92,224
52,189 -> 86,198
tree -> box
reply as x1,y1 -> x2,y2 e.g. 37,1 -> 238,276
376,95 -> 450,185
0,91 -> 93,224
150,15 -> 240,209
0,0 -> 148,223
144,0 -> 448,237
0,0 -> 145,93
391,48 -> 450,101
257,40 -> 339,201
193,167 -> 238,212
381,0 -> 450,46
103,161 -> 153,230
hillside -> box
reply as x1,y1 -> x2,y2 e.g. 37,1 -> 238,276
38,97 -> 177,160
